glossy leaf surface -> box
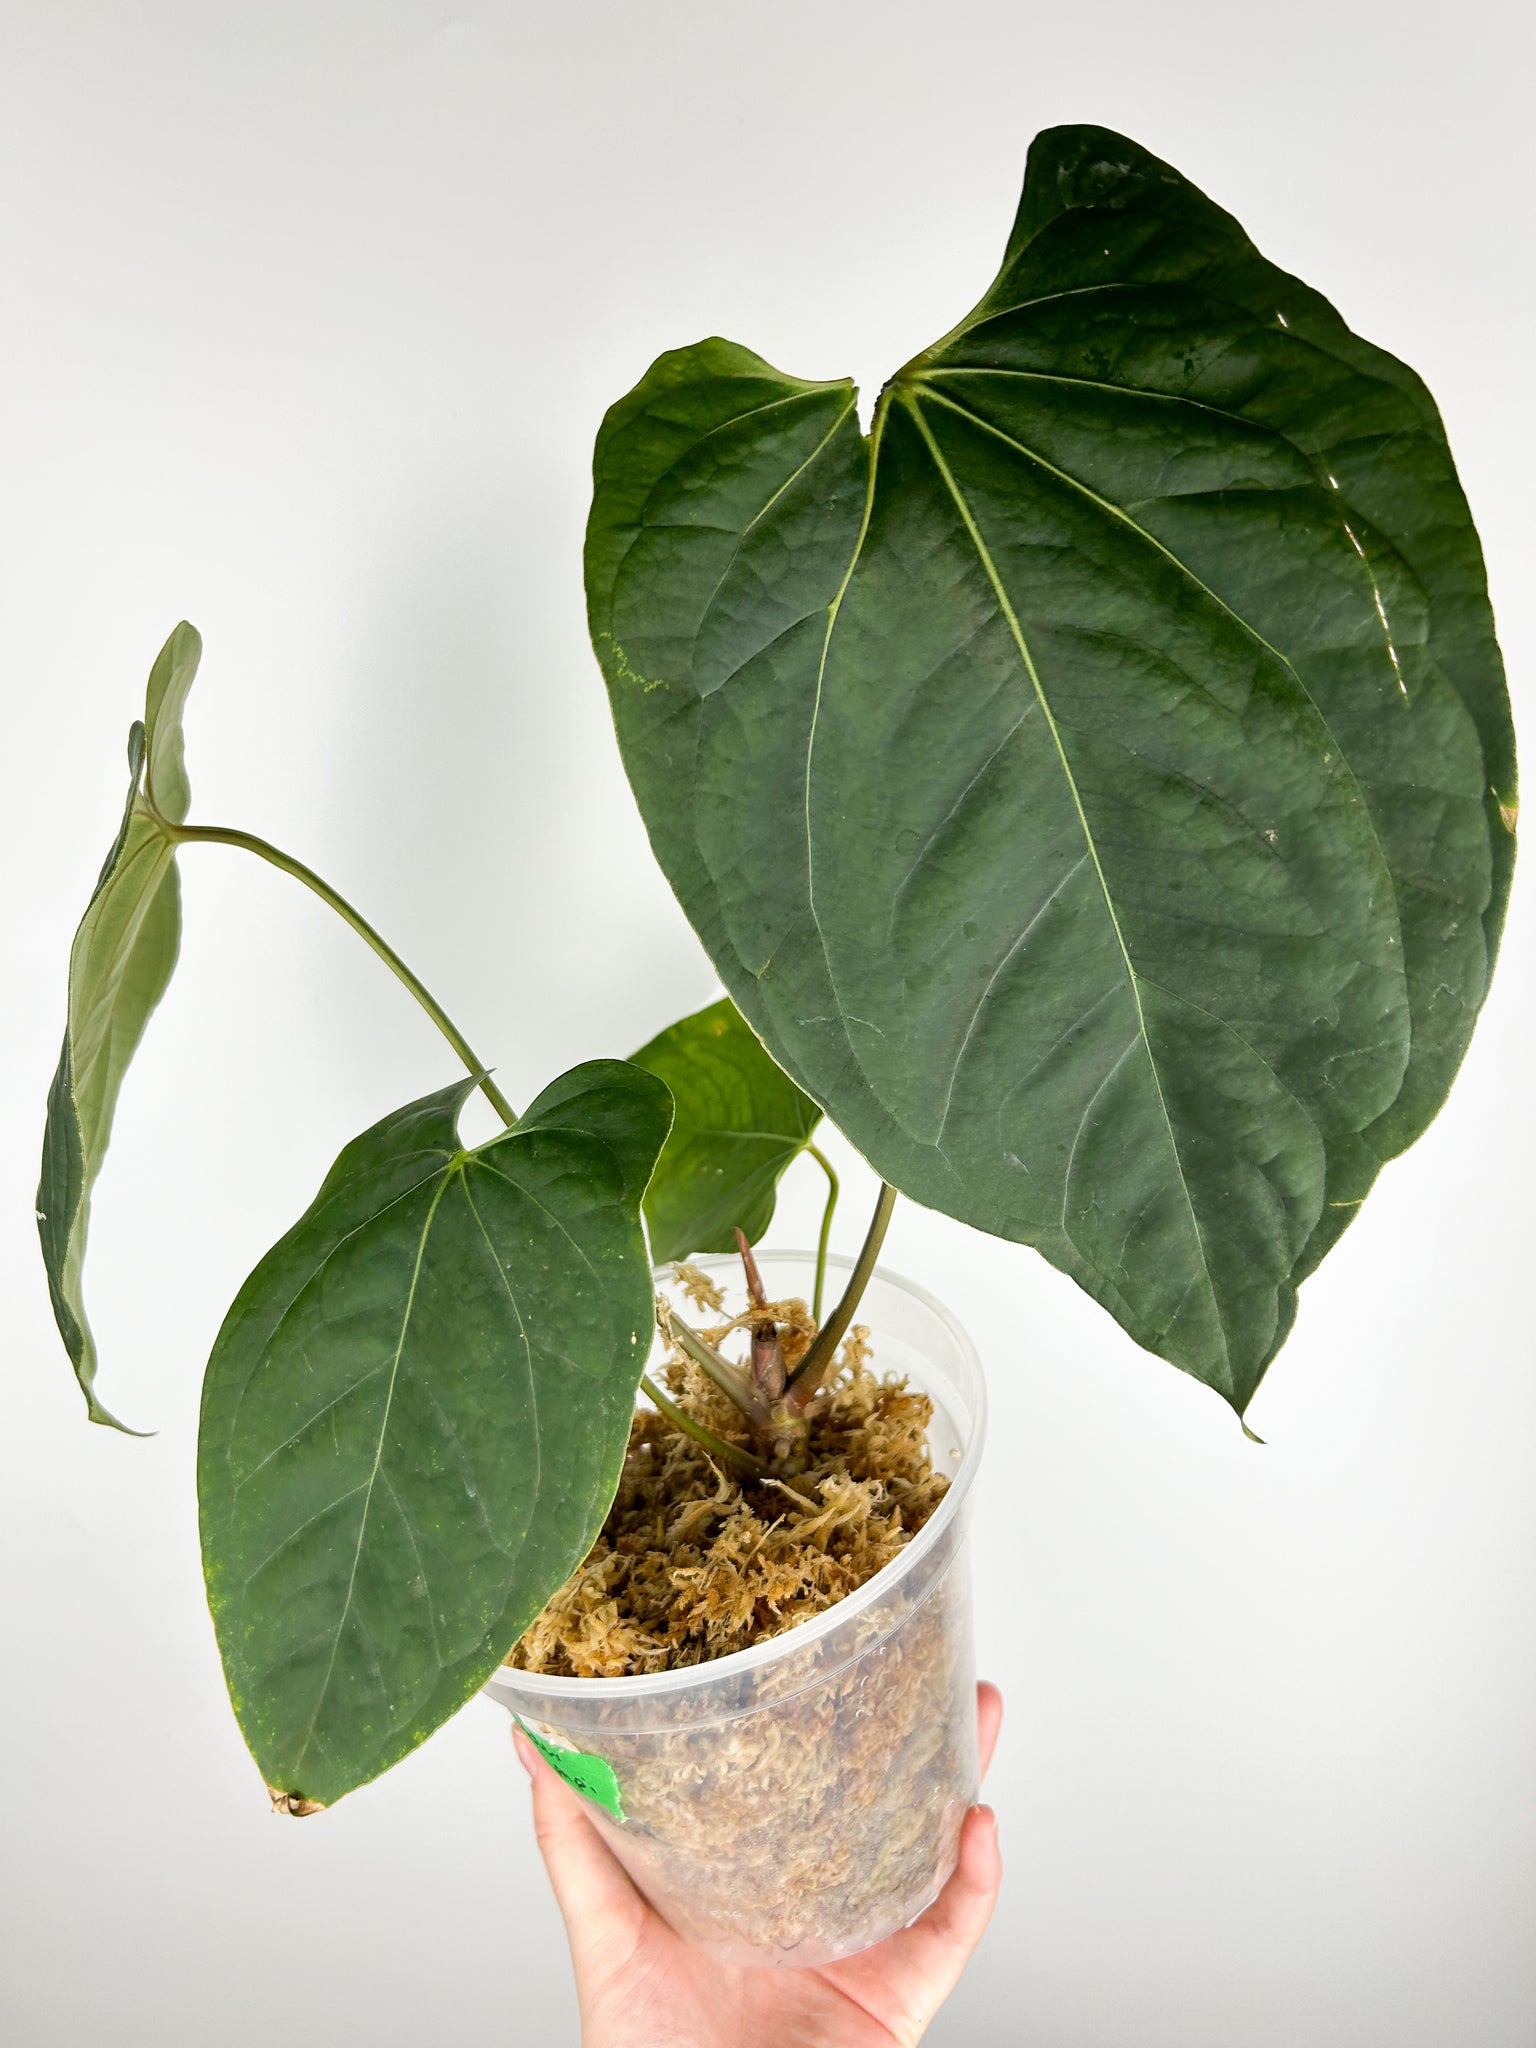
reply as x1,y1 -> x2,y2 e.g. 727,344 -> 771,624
587,127 -> 1514,1411
37,622 -> 202,1428
197,1062 -> 671,1808
631,996 -> 821,1261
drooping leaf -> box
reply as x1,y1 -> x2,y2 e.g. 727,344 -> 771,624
587,127 -> 1514,1413
197,1061 -> 672,1809
38,621 -> 203,1428
630,996 -> 821,1262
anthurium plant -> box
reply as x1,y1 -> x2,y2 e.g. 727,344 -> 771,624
39,126 -> 1513,1813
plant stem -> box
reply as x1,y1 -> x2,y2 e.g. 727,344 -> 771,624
733,1226 -> 787,1399
786,1180 -> 897,1411
640,1372 -> 767,1480
656,1301 -> 767,1423
807,1143 -> 840,1322
167,821 -> 517,1128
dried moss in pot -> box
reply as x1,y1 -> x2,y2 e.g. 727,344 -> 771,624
512,1301 -> 950,1677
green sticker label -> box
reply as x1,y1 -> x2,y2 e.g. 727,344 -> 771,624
518,1721 -> 626,1821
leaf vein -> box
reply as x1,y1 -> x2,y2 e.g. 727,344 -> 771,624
935,852 -> 1090,1142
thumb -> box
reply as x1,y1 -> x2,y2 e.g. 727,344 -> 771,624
514,1727 -> 649,1957
826,1802 -> 1003,2043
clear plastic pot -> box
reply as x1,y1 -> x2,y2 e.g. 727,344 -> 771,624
483,1250 -> 987,1969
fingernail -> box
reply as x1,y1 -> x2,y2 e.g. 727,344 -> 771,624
512,1726 -> 538,1778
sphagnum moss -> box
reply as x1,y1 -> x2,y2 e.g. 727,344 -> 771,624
510,1311 -> 949,1678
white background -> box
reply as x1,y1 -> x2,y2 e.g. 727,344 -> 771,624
2,2 -> 1532,2042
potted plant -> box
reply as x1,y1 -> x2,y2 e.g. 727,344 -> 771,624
37,125 -> 1514,1963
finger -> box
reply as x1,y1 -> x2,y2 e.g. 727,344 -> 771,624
977,1681 -> 1004,1781
514,1728 -> 648,1948
899,1804 -> 1002,1982
841,1804 -> 1002,2036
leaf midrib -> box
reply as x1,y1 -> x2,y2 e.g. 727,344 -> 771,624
900,387 -> 1229,1379
459,1172 -> 541,1538
799,392 -> 892,1086
912,377 -> 1408,832
228,1153 -> 459,1484
908,369 -> 1415,1168
272,1141 -> 576,1773
288,1166 -> 454,1780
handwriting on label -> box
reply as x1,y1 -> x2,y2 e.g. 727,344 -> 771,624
518,1720 -> 626,1821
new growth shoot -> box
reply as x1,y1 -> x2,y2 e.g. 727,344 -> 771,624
648,1184 -> 899,1477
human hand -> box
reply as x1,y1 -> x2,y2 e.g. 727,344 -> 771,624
514,1681 -> 1003,2048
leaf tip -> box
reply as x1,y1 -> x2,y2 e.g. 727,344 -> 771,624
85,1386 -> 155,1437
267,1787 -> 327,1818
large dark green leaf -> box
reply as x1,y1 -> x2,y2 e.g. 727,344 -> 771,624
37,622 -> 202,1429
630,995 -> 821,1261
587,127 -> 1514,1413
197,1061 -> 672,1808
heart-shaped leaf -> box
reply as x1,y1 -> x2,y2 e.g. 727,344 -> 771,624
587,127 -> 1514,1412
38,622 -> 202,1429
197,1060 -> 672,1808
630,996 -> 821,1261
